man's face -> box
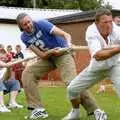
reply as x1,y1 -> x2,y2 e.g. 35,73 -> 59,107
114,17 -> 120,26
19,16 -> 33,33
97,15 -> 113,36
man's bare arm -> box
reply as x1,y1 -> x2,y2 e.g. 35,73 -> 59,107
51,26 -> 72,47
93,46 -> 120,61
0,55 -> 37,68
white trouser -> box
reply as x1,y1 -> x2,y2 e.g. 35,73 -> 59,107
68,62 -> 120,99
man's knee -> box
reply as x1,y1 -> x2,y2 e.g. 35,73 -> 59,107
67,85 -> 80,99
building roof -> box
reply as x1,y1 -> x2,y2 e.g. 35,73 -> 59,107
49,10 -> 95,24
49,9 -> 120,24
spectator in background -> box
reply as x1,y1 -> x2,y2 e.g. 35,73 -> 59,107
6,45 -> 16,61
0,44 -> 4,49
15,45 -> 24,59
0,44 -> 8,62
0,47 -> 23,112
113,16 -> 120,26
14,45 -> 25,88
96,82 -> 106,94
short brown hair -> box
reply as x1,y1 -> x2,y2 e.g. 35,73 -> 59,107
16,44 -> 21,48
95,8 -> 112,22
0,44 -> 6,54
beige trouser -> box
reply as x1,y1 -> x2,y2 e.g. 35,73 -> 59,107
22,53 -> 98,113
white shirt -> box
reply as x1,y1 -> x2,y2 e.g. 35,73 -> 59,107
86,23 -> 120,70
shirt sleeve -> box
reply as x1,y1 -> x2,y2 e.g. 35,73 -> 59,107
37,20 -> 54,34
21,34 -> 30,48
86,30 -> 102,57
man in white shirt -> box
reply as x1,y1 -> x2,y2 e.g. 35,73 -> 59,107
63,8 -> 120,120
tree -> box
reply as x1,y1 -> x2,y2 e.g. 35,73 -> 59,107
77,0 -> 104,10
16,0 -> 24,7
103,2 -> 112,10
0,0 -> 17,7
32,0 -> 111,11
0,0 -> 111,11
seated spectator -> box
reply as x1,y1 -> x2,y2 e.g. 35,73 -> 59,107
0,77 -> 23,110
0,48 -> 23,112
0,62 -> 10,112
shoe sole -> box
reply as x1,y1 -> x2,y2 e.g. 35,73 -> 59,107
24,115 -> 48,119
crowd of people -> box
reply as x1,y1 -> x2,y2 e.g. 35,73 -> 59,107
0,44 -> 24,112
1,8 -> 120,120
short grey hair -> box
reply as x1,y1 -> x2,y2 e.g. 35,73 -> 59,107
95,8 -> 112,22
16,13 -> 28,31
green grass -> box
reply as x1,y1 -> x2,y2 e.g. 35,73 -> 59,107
1,85 -> 120,120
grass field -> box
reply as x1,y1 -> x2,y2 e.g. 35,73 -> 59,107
1,84 -> 120,120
